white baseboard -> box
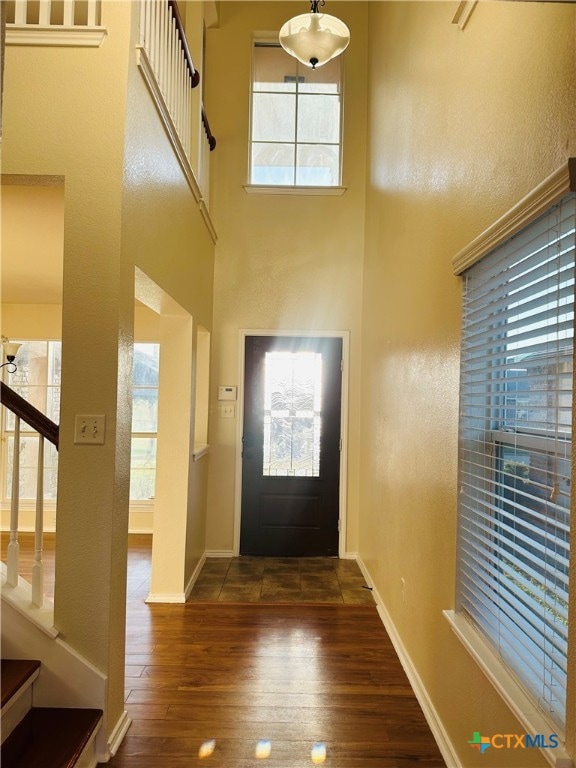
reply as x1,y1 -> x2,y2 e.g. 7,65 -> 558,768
184,553 -> 207,600
204,550 -> 234,558
146,553 -> 208,603
145,591 -> 186,603
103,709 -> 132,759
356,555 -> 461,768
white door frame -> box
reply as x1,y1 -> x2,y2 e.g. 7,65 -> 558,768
233,329 -> 350,557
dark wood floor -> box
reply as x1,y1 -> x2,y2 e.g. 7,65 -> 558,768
113,600 -> 445,767
2,534 -> 445,766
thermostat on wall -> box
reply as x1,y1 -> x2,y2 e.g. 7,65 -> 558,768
218,385 -> 237,401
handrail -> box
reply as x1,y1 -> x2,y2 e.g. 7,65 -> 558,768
1,381 -> 59,449
168,0 -> 200,88
202,107 -> 217,152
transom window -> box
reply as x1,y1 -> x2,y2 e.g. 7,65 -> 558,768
249,41 -> 343,187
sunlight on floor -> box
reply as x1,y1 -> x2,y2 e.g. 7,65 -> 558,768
197,739 -> 327,762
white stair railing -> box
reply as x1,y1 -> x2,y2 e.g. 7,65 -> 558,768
1,382 -> 59,609
6,416 -> 21,588
32,437 -> 45,607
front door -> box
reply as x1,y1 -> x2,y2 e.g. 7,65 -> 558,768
240,335 -> 342,556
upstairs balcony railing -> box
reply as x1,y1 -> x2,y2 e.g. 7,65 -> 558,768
6,0 -> 216,221
6,0 -> 106,45
8,0 -> 101,27
138,0 -> 216,215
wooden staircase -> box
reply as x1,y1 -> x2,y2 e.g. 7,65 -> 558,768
1,659 -> 102,768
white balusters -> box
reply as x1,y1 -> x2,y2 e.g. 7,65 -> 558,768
39,0 -> 51,25
6,417 -> 21,587
11,0 -> 101,28
32,436 -> 45,607
139,0 -> 204,195
63,0 -> 74,26
3,416 -> 47,607
14,0 -> 27,24
87,0 -> 98,27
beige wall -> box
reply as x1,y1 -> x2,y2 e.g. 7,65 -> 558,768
2,0 -> 215,745
204,1 -> 369,554
360,2 -> 575,765
122,0 -> 215,586
3,1 -> 135,739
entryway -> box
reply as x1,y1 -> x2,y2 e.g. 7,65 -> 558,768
188,557 -> 374,603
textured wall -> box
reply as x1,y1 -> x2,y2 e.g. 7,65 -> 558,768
204,1 -> 369,554
2,0 -> 216,743
360,2 -> 576,764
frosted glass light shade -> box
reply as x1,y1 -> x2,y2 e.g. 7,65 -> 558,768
279,12 -> 350,69
3,342 -> 21,360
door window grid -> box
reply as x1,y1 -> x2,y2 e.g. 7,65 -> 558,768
250,42 -> 343,187
263,351 -> 322,477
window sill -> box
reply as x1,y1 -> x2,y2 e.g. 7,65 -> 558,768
244,185 -> 347,196
193,444 -> 209,461
443,610 -> 572,767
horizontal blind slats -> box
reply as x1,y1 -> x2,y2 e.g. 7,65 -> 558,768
456,192 -> 574,731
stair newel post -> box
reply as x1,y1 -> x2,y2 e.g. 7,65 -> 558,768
7,416 -> 21,587
32,435 -> 45,607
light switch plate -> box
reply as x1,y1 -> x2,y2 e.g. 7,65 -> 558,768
74,414 -> 106,445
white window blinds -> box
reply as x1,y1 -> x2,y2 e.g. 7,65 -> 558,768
456,191 -> 575,732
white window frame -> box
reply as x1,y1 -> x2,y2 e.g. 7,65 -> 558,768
246,37 -> 346,195
1,340 -> 160,508
444,160 -> 576,767
1,340 -> 61,510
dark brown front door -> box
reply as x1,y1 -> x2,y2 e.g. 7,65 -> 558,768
240,335 -> 342,556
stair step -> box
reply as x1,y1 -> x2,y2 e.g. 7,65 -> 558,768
1,660 -> 41,709
1,707 -> 103,768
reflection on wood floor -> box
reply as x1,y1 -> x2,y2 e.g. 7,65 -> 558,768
2,534 -> 445,767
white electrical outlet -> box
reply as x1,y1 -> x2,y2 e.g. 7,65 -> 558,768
74,415 -> 106,445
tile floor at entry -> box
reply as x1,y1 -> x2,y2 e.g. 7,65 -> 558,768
188,557 -> 376,605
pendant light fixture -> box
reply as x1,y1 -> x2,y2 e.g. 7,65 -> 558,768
0,336 -> 21,374
279,0 -> 350,70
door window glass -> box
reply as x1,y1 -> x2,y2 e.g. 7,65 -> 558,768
263,351 -> 322,476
